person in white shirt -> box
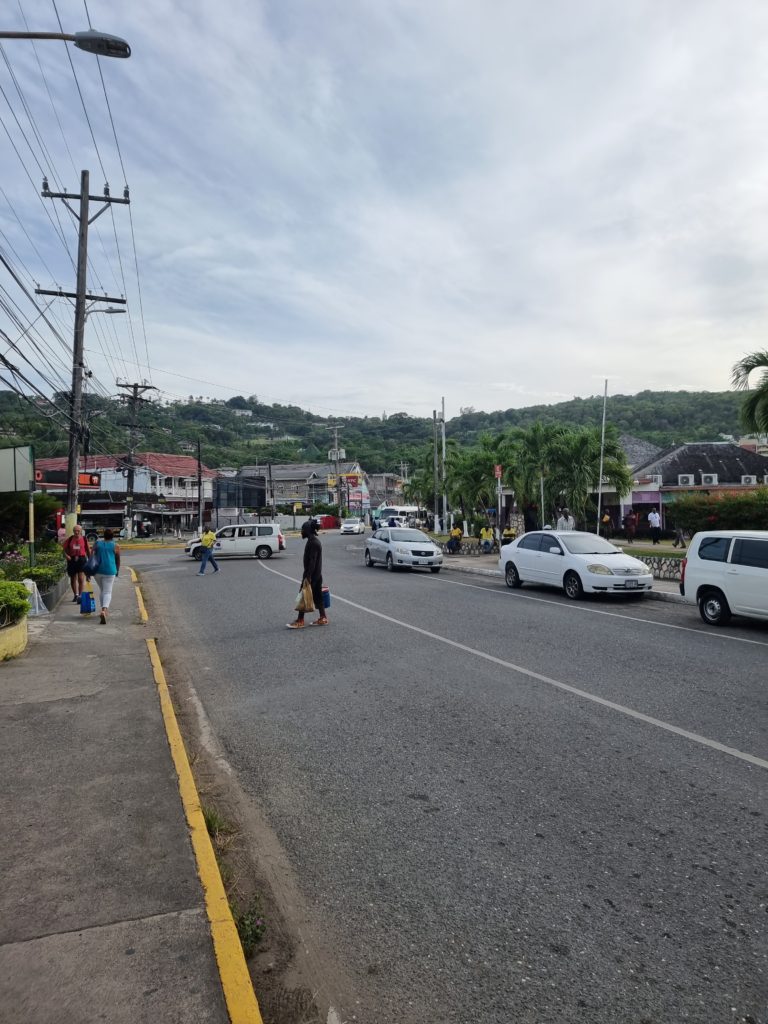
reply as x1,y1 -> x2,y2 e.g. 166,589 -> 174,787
556,507 -> 575,531
648,507 -> 661,545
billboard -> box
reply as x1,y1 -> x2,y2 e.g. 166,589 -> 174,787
0,446 -> 34,493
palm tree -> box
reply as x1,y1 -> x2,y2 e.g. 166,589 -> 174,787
511,422 -> 567,526
732,350 -> 768,434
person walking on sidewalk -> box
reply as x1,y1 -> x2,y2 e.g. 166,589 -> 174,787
197,525 -> 220,575
648,507 -> 661,545
91,529 -> 120,624
287,520 -> 328,628
64,524 -> 90,603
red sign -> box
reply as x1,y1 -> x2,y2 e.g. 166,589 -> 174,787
494,465 -> 502,479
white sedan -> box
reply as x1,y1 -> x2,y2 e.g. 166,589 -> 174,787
340,517 -> 366,535
365,527 -> 443,573
499,530 -> 653,599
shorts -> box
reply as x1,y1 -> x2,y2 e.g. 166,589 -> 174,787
67,556 -> 86,577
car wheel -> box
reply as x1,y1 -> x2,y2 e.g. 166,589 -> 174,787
563,570 -> 584,600
430,566 -> 440,574
386,553 -> 395,572
193,549 -> 203,561
698,589 -> 731,626
255,546 -> 272,559
365,549 -> 374,567
504,562 -> 522,589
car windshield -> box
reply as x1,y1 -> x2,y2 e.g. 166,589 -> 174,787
342,519 -> 359,525
390,529 -> 430,543
561,535 -> 622,555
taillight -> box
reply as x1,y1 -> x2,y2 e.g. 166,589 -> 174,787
680,556 -> 687,585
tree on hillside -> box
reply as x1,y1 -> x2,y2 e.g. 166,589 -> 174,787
732,350 -> 768,434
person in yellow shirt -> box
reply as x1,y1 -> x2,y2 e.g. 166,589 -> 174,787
447,524 -> 463,554
479,525 -> 494,553
197,526 -> 220,576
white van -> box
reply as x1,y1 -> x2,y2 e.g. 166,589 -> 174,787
185,523 -> 285,561
680,530 -> 768,625
373,505 -> 422,528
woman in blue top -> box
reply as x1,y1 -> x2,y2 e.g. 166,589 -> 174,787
92,529 -> 121,624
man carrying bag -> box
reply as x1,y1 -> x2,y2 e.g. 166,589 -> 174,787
287,520 -> 328,629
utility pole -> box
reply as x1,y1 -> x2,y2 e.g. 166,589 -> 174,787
432,410 -> 439,531
197,437 -> 203,533
117,381 -> 156,538
441,396 -> 447,532
267,462 -> 275,518
37,171 -> 128,534
327,425 -> 344,514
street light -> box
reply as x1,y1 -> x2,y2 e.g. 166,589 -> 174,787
0,29 -> 131,58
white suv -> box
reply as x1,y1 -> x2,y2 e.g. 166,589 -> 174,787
185,523 -> 285,561
680,530 -> 768,625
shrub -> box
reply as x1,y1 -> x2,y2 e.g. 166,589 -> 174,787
24,566 -> 64,592
667,488 -> 768,533
0,554 -> 28,581
0,581 -> 31,626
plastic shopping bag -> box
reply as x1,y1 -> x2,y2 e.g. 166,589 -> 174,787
80,580 -> 96,615
294,578 -> 315,613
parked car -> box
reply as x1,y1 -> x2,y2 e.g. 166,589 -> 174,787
680,529 -> 768,626
340,517 -> 365,535
185,523 -> 285,561
365,527 -> 443,573
499,530 -> 653,599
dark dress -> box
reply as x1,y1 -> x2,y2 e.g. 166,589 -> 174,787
302,534 -> 324,613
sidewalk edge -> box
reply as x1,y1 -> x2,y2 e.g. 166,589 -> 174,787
146,636 -> 263,1024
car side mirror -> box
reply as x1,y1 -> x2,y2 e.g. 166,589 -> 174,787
549,546 -> 562,554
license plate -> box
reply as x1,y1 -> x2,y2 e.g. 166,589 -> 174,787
625,579 -> 638,589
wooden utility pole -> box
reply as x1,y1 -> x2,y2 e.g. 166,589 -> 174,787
117,381 -> 157,538
37,171 -> 128,534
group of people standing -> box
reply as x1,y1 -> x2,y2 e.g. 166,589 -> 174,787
61,524 -> 120,624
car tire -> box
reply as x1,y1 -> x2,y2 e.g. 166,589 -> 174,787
255,546 -> 272,559
193,549 -> 203,561
698,588 -> 732,626
365,550 -> 374,567
386,554 -> 395,572
504,562 -> 522,589
563,570 -> 584,600
430,566 -> 441,574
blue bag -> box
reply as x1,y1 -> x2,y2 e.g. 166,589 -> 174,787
80,587 -> 96,615
322,585 -> 331,608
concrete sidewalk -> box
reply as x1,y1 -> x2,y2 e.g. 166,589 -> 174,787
0,579 -> 234,1023
442,552 -> 685,601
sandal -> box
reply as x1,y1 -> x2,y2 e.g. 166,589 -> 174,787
286,620 -> 305,629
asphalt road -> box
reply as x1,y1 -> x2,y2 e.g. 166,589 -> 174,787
131,534 -> 767,1024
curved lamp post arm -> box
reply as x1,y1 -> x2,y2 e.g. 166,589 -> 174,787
0,29 -> 130,57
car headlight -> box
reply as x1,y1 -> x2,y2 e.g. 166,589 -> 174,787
395,546 -> 410,555
587,563 -> 613,575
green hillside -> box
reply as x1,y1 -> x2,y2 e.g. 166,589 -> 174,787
0,388 -> 747,475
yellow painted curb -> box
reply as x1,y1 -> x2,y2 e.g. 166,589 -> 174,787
130,568 -> 149,623
146,639 -> 264,1024
0,616 -> 28,660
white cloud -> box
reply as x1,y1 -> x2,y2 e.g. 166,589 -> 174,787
3,0 -> 768,420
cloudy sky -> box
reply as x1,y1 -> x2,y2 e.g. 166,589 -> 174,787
2,1 -> 768,419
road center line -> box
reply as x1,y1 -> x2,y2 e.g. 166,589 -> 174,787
433,573 -> 768,648
260,564 -> 768,772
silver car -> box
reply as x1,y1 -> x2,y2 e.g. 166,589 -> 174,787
365,527 -> 443,573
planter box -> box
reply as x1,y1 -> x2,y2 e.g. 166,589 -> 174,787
41,575 -> 70,612
0,616 -> 28,660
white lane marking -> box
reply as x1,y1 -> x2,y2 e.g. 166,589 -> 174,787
259,564 -> 768,772
433,573 -> 768,648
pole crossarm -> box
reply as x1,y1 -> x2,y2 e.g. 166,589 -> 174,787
35,288 -> 126,304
